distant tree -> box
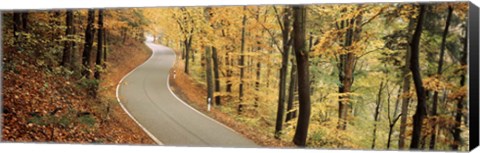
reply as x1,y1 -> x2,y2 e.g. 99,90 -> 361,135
429,5 -> 453,149
451,24 -> 467,151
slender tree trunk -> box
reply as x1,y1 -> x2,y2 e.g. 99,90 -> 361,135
387,87 -> 402,149
206,47 -> 214,110
122,28 -> 127,44
13,12 -> 22,43
372,80 -> 384,149
286,55 -> 298,122
94,9 -> 104,80
226,52 -> 232,92
237,6 -> 247,114
292,5 -> 310,147
275,7 -> 291,139
399,17 -> 416,150
103,29 -> 108,69
62,10 -> 74,67
451,24 -> 467,151
181,39 -> 185,59
429,6 -> 453,150
184,37 -> 192,74
21,12 -> 28,32
409,5 -> 427,149
212,47 -> 221,105
82,9 -> 95,79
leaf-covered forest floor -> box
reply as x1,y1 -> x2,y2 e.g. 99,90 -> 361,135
168,49 -> 294,148
2,40 -> 155,144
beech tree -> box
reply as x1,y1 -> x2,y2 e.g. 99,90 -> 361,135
82,9 -> 95,79
409,4 -> 427,149
292,5 -> 311,147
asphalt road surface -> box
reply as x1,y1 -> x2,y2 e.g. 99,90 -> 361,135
116,41 -> 258,147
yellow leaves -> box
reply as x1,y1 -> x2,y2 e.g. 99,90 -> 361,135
423,76 -> 454,92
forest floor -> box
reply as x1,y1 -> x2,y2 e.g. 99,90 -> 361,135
168,50 -> 295,148
2,40 -> 155,144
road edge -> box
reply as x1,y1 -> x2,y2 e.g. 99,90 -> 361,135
115,42 -> 164,145
164,45 -> 257,146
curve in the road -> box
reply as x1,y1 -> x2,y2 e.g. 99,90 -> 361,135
116,41 -> 257,147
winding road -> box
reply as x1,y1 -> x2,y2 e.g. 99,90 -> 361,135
116,40 -> 257,147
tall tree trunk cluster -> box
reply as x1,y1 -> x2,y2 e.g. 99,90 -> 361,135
81,9 -> 108,96
336,6 -> 363,130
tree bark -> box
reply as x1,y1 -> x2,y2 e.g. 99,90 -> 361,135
21,12 -> 28,32
82,9 -> 95,79
275,7 -> 291,139
62,10 -> 74,68
371,80 -> 384,149
206,47 -> 214,110
292,5 -> 311,147
237,6 -> 247,114
184,36 -> 192,74
226,52 -> 233,92
409,5 -> 427,149
451,23 -> 467,151
398,16 -> 416,150
103,29 -> 108,69
13,12 -> 22,43
286,55 -> 298,122
337,9 -> 362,130
212,47 -> 221,105
94,9 -> 104,80
429,6 -> 453,150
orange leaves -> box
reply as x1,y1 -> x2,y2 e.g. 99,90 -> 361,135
423,76 -> 454,92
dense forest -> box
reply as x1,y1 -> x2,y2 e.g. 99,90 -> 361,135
150,2 -> 470,150
2,8 -> 156,143
1,2 -> 471,151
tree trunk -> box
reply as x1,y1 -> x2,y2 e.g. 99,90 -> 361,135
337,10 -> 362,130
206,47 -> 214,111
409,5 -> 427,149
226,52 -> 232,92
275,7 -> 291,139
82,9 -> 95,79
122,28 -> 127,44
371,80 -> 384,149
237,6 -> 247,114
62,10 -> 74,68
21,12 -> 28,32
451,23 -> 467,151
103,29 -> 108,69
286,55 -> 298,122
184,37 -> 191,74
429,6 -> 452,150
292,5 -> 310,147
13,12 -> 22,43
212,47 -> 221,105
398,16 -> 416,150
94,9 -> 104,80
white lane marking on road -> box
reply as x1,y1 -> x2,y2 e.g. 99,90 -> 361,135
116,42 -> 164,145
158,43 -> 256,144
